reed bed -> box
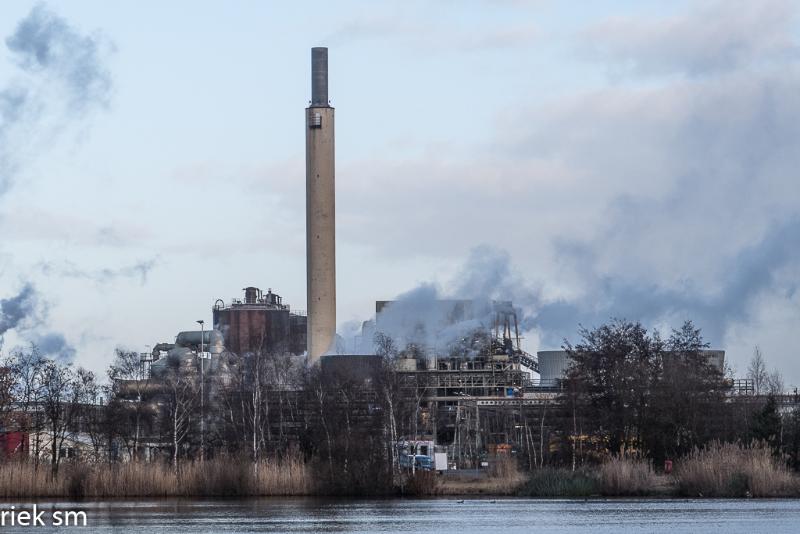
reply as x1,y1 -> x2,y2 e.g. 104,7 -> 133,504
6,444 -> 800,498
676,441 -> 800,497
0,462 -> 68,498
0,455 -> 315,499
521,457 -> 661,497
598,456 -> 659,496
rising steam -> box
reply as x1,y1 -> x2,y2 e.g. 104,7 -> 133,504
342,224 -> 800,358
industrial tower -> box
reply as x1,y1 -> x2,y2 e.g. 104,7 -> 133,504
305,47 -> 336,363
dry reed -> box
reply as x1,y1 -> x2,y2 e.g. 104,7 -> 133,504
599,456 -> 659,496
676,441 -> 799,497
0,455 -> 314,499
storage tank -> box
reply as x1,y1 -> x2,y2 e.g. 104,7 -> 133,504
536,350 -> 570,383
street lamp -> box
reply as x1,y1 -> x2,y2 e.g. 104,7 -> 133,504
196,319 -> 205,462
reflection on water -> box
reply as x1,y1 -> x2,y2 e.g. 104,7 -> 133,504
2,498 -> 799,533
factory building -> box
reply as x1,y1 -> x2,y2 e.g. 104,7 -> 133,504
213,287 -> 307,356
536,349 -> 727,385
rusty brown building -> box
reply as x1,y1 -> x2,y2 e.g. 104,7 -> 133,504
213,287 -> 307,356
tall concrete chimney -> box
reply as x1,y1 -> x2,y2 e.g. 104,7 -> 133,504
306,47 -> 336,363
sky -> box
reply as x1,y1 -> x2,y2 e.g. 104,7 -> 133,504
0,1 -> 799,384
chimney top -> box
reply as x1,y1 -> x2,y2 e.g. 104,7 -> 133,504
311,47 -> 328,107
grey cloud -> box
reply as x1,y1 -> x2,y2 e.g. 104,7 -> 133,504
0,210 -> 153,249
27,331 -> 76,361
579,0 -> 799,77
324,11 -> 536,51
454,24 -> 538,51
534,218 -> 800,347
0,86 -> 28,195
508,69 -> 800,346
38,258 -> 158,285
503,62 -> 800,347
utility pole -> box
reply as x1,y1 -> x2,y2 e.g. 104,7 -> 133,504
197,319 -> 205,462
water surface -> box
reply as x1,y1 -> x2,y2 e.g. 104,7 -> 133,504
3,498 -> 798,533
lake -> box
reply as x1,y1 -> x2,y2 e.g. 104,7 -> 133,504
2,498 -> 799,533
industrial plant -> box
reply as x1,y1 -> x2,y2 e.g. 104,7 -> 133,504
92,47 -> 745,472
1,48 -> 773,485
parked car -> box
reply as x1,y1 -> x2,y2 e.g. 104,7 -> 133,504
414,455 -> 434,471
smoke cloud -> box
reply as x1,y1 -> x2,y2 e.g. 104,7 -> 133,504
341,246 -> 541,357
0,3 -> 112,195
5,4 -> 112,110
0,5 -> 112,362
26,331 -> 76,361
0,283 -> 37,339
0,283 -> 75,360
343,217 -> 800,357
535,217 -> 800,347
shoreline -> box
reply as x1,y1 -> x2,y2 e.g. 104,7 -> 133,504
2,494 -> 799,502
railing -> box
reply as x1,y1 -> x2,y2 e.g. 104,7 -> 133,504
213,298 -> 293,312
524,378 -> 564,391
724,378 -> 755,395
514,353 -> 539,373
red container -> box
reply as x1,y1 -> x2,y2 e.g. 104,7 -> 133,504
0,431 -> 29,457
664,459 -> 673,474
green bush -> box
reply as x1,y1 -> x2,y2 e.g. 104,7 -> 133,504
519,468 -> 600,497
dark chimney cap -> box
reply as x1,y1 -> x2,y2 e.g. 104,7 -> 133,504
311,47 -> 328,107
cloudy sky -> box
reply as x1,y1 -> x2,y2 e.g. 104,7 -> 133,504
1,1 -> 799,384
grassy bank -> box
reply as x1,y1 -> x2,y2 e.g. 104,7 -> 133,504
0,456 -> 314,499
429,457 -> 528,496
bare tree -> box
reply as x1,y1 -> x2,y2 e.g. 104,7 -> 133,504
748,346 -> 768,394
160,361 -> 198,470
374,332 -> 397,359
308,367 -> 335,480
0,355 -> 17,426
108,348 -> 152,460
9,345 -> 46,464
748,347 -> 785,396
767,369 -> 785,396
39,359 -> 80,475
75,368 -> 106,460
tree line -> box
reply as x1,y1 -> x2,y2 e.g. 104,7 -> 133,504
557,319 -> 798,470
1,318 -> 797,491
0,343 -> 421,494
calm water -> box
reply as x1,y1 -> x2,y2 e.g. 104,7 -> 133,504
2,498 -> 799,533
